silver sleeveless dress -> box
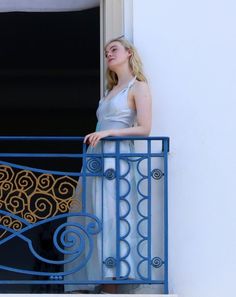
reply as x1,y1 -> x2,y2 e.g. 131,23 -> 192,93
65,76 -> 139,291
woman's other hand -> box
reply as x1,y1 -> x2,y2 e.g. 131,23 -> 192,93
83,130 -> 112,147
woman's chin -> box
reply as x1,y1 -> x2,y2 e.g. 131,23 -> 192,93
108,63 -> 124,72
108,61 -> 117,69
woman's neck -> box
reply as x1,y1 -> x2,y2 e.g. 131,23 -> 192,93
114,65 -> 134,87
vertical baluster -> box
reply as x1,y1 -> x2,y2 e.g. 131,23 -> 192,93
101,140 -> 104,279
148,139 -> 152,281
115,140 -> 121,278
82,141 -> 86,212
163,138 -> 169,294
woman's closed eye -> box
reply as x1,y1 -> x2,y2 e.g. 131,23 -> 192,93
105,47 -> 117,58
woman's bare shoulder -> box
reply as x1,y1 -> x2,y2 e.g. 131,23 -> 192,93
133,80 -> 151,95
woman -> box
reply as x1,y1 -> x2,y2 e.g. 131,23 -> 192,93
65,37 -> 152,293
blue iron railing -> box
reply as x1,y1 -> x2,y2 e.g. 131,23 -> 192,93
0,136 -> 169,293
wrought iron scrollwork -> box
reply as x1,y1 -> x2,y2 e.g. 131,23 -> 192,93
104,257 -> 116,268
0,210 -> 101,276
151,168 -> 164,180
0,165 -> 79,239
151,257 -> 164,268
104,168 -> 116,180
86,157 -> 102,174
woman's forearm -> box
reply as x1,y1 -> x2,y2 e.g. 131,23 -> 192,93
109,125 -> 151,137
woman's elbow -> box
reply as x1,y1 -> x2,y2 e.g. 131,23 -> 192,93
142,126 -> 151,136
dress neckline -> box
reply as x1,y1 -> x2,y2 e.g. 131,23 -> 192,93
102,76 -> 136,102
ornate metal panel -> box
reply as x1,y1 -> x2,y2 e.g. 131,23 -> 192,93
0,136 -> 169,294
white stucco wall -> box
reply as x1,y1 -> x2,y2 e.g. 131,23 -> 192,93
133,0 -> 236,297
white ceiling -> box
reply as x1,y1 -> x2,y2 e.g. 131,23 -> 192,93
0,0 -> 100,12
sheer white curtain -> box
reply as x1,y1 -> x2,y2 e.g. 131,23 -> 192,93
0,0 -> 99,12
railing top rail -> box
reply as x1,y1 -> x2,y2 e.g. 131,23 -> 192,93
0,136 -> 169,141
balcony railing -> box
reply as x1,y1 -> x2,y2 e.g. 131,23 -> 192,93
0,136 -> 169,294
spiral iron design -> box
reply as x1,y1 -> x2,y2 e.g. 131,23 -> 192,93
151,257 -> 164,268
104,168 -> 116,180
0,136 -> 169,284
0,165 -> 79,238
104,257 -> 116,268
0,211 -> 101,276
151,168 -> 164,180
86,157 -> 102,174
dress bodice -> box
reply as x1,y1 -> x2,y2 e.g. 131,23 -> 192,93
95,76 -> 137,131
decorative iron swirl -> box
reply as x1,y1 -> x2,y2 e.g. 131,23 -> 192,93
29,193 -> 58,219
104,257 -> 116,268
58,201 -> 68,213
86,157 -> 102,174
104,168 -> 116,180
0,214 -> 23,238
11,220 -> 23,231
1,181 -> 13,193
0,166 -> 14,183
1,215 -> 12,227
38,174 -> 55,192
151,257 -> 164,268
151,168 -> 164,180
0,164 -> 80,238
23,212 -> 36,224
0,211 -> 101,276
5,191 -> 28,214
14,170 -> 37,194
53,176 -> 77,200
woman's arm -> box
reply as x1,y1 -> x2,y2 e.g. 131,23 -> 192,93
84,81 -> 152,147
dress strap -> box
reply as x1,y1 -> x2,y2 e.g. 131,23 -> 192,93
127,76 -> 137,89
103,76 -> 136,98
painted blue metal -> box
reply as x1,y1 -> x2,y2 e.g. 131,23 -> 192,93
101,140 -> 105,280
163,138 -> 169,294
0,136 -> 169,292
147,140 -> 152,281
115,140 -> 121,279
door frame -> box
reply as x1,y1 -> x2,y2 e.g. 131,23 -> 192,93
100,0 -> 133,96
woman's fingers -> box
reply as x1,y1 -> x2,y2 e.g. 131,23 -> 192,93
84,131 -> 107,146
83,133 -> 91,143
91,134 -> 100,146
84,133 -> 96,145
84,133 -> 99,146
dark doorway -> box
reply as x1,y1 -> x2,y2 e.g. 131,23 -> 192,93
0,7 -> 100,293
0,8 -> 100,136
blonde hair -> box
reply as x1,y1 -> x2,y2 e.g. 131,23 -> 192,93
105,37 -> 147,91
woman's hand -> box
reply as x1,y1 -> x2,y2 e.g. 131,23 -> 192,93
84,130 -> 112,147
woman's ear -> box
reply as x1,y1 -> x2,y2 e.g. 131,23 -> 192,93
127,49 -> 132,57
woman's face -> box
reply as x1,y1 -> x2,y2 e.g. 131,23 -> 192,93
105,41 -> 131,70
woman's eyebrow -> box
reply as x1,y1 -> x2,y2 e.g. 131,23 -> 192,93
105,45 -> 117,54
